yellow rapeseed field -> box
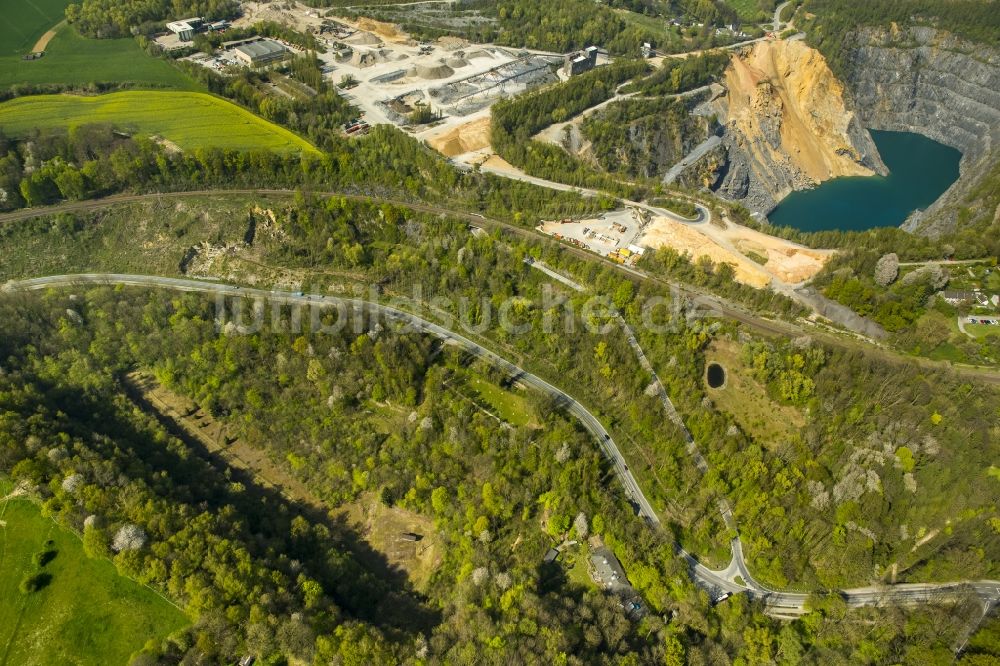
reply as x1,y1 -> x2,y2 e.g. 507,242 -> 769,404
0,91 -> 317,154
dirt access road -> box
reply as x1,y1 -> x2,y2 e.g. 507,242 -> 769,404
30,20 -> 64,53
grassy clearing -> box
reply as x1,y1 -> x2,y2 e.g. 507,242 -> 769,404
0,24 -> 195,90
928,342 -> 966,363
334,493 -> 443,592
704,338 -> 805,447
0,0 -> 72,57
564,544 -> 597,589
964,323 -> 1000,340
613,9 -> 684,47
0,498 -> 187,666
0,91 -> 317,153
465,373 -> 539,427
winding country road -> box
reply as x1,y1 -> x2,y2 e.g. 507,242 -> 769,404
4,273 -> 999,619
2,189 -> 1000,389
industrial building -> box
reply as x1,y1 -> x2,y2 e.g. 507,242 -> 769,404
233,39 -> 289,66
166,17 -> 204,42
564,46 -> 598,77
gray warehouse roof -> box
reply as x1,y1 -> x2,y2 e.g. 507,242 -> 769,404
235,39 -> 287,60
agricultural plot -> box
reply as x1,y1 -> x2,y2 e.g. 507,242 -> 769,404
0,493 -> 188,665
0,24 -> 195,90
0,0 -> 72,56
0,91 -> 318,153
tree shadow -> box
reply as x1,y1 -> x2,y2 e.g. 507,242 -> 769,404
20,572 -> 53,593
33,549 -> 58,567
43,377 -> 441,637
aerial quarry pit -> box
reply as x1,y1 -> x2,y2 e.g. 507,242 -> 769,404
214,2 -> 833,293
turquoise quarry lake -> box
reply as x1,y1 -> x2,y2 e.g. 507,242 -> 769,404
768,130 -> 961,232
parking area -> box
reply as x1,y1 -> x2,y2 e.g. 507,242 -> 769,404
538,209 -> 649,264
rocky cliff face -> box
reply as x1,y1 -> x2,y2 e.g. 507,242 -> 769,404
841,25 -> 1000,236
711,39 -> 887,213
573,96 -> 712,179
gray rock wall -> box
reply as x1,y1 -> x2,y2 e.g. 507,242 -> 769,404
841,26 -> 1000,235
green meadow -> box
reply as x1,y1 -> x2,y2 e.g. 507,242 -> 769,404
0,494 -> 188,665
0,0 -> 73,56
0,24 -> 195,90
0,90 -> 318,153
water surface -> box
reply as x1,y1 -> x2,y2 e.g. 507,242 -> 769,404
768,130 -> 961,232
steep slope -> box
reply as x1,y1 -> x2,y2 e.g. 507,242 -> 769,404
712,39 -> 887,212
580,96 -> 713,178
840,25 -> 1000,236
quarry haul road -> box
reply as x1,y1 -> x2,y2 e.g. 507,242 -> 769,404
5,273 -> 1000,619
3,190 -> 1000,387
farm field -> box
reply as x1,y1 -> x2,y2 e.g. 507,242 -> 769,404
0,91 -> 318,153
0,0 -> 72,57
0,489 -> 188,665
0,24 -> 196,90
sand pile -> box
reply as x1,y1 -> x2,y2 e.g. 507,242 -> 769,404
641,218 -> 772,288
350,49 -> 399,68
465,49 -> 492,60
355,17 -> 405,42
446,56 -> 469,68
347,31 -> 380,46
410,61 -> 455,79
426,117 -> 492,157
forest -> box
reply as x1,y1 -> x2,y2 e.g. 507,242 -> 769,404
490,60 -> 651,198
3,0 -> 1000,660
0,121 -> 609,226
801,0 -> 1000,75
581,97 -> 710,179
65,0 -> 239,38
621,51 -> 730,97
2,191 -> 1000,661
4,193 -> 999,592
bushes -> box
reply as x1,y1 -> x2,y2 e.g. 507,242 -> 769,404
19,541 -> 57,594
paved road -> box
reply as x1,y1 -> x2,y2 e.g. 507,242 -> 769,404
527,260 -> 756,591
899,259 -> 992,267
5,273 -> 1000,614
774,1 -> 791,32
4,189 -> 1000,389
517,262 -> 1000,612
